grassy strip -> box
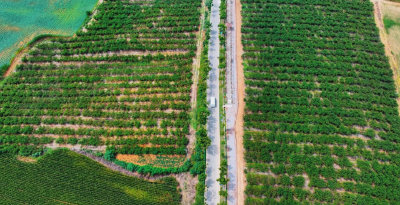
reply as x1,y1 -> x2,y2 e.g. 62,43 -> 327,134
384,16 -> 400,33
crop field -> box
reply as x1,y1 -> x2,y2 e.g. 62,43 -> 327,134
0,0 -> 98,67
380,0 -> 400,96
116,154 -> 187,168
0,149 -> 181,204
0,0 -> 208,203
23,0 -> 200,63
0,0 -> 201,156
241,0 -> 400,204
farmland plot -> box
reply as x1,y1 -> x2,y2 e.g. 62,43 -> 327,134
0,0 -> 201,156
0,149 -> 181,205
0,0 -> 209,203
240,0 -> 400,204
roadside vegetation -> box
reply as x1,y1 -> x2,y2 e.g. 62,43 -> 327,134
241,0 -> 400,204
217,0 -> 229,204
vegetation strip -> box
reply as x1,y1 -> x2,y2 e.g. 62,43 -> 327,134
216,0 -> 229,204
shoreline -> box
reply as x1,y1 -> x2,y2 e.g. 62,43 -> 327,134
1,0 -> 102,77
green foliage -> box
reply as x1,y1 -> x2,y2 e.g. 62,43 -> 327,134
192,4 -> 212,204
0,64 -> 9,77
0,0 -> 201,163
55,137 -> 65,144
104,149 -> 115,161
115,159 -> 191,176
293,176 -> 305,187
217,159 -> 229,185
241,0 -> 400,203
196,127 -> 211,147
220,0 -> 227,19
327,179 -> 338,190
194,182 -> 206,204
31,151 -> 42,158
219,190 -> 228,197
383,16 -> 400,33
364,128 -> 376,138
343,182 -> 355,192
0,149 -> 181,204
197,107 -> 210,125
0,0 -> 207,203
67,137 -> 78,145
280,175 -> 292,186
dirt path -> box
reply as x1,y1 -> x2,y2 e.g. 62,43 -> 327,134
3,36 -> 64,77
371,0 -> 400,112
235,0 -> 246,204
4,48 -> 26,77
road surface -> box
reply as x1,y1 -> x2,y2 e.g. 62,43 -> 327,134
226,0 -> 239,204
205,0 -> 221,204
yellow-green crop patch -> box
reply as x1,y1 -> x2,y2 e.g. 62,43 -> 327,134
0,149 -> 181,205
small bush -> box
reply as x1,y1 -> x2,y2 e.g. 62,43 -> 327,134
67,137 -> 78,145
293,176 -> 305,187
55,137 -> 65,144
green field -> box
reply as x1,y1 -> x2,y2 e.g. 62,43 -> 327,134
0,0 -> 208,203
0,0 -> 98,67
0,149 -> 181,204
241,0 -> 400,204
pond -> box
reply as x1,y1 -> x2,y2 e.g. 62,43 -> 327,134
0,0 -> 98,67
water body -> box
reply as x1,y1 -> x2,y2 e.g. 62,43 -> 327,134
0,0 -> 98,66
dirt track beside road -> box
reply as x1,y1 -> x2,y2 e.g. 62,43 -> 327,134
235,0 -> 246,204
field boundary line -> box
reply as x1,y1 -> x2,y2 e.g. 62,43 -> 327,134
2,0 -> 104,78
234,0 -> 245,204
371,0 -> 400,113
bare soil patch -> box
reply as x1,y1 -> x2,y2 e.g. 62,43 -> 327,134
116,154 -> 187,168
235,0 -> 246,204
17,156 -> 38,163
62,50 -> 189,58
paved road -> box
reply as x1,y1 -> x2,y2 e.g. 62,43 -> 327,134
226,0 -> 238,204
205,0 -> 221,204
